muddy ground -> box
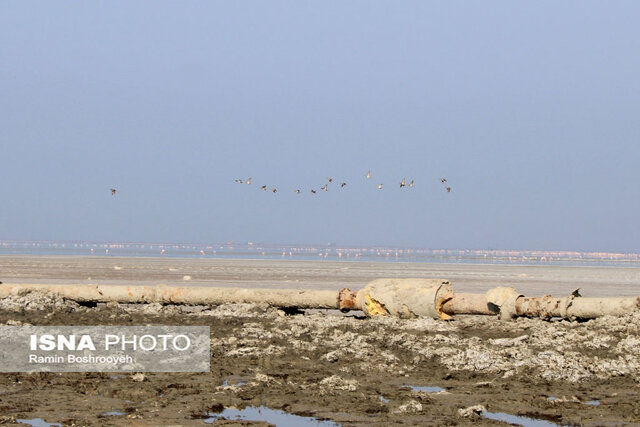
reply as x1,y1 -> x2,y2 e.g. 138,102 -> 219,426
0,291 -> 639,426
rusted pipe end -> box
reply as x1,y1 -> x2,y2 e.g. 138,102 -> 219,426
338,288 -> 358,313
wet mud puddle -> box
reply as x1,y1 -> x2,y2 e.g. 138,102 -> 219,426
99,411 -> 127,416
402,384 -> 447,393
17,419 -> 62,427
483,411 -> 564,426
548,396 -> 601,405
204,406 -> 340,426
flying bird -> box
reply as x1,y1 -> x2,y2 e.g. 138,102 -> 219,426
272,188 -> 277,193
321,185 -> 328,192
246,178 -> 252,185
446,186 -> 451,193
340,182 -> 347,187
110,188 -> 116,196
260,185 -> 267,191
235,179 -> 243,184
366,170 -> 371,179
409,180 -> 414,187
400,178 -> 406,188
327,178 -> 333,183
377,184 -> 383,189
295,189 -> 301,194
440,178 -> 447,183
311,189 -> 317,194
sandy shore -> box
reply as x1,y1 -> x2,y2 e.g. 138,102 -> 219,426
2,255 -> 640,297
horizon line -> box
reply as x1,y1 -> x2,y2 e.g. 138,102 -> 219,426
1,238 -> 638,259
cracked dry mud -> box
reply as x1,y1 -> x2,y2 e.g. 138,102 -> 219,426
1,291 -> 640,426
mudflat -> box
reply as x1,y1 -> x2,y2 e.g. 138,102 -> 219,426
1,256 -> 640,425
2,255 -> 640,296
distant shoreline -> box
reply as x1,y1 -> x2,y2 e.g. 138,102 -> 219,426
0,239 -> 638,268
2,255 -> 640,297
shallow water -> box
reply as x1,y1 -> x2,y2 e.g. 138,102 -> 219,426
204,406 -> 340,426
403,384 -> 446,393
548,396 -> 601,406
221,378 -> 247,387
17,419 -> 62,427
483,411 -> 562,426
3,239 -> 639,267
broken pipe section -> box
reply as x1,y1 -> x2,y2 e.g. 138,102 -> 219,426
1,280 -> 640,321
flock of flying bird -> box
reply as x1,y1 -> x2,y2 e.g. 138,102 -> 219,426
233,170 -> 452,194
109,172 -> 452,197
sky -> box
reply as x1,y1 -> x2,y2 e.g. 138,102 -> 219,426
1,1 -> 639,252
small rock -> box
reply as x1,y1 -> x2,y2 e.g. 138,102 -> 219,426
131,373 -> 146,382
254,373 -> 272,383
321,350 -> 340,363
489,335 -> 529,347
475,381 -> 492,387
393,400 -> 423,414
319,375 -> 358,392
502,370 -> 515,379
458,404 -> 486,418
106,301 -> 120,309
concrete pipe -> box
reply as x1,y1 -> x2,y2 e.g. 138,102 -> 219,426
0,283 -> 339,309
515,293 -> 640,320
355,278 -> 454,320
1,280 -> 640,321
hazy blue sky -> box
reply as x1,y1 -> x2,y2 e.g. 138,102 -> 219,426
1,1 -> 639,252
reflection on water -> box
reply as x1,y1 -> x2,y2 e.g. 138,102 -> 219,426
548,396 -> 601,406
483,411 -> 562,427
3,240 -> 638,267
403,384 -> 447,393
100,411 -> 126,416
17,419 -> 62,427
204,406 -> 339,426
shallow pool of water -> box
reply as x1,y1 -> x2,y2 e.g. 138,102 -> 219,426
100,411 -> 126,416
378,395 -> 389,403
548,396 -> 601,406
403,384 -> 446,393
204,406 -> 340,426
483,411 -> 562,426
17,419 -> 62,427
221,378 -> 247,387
